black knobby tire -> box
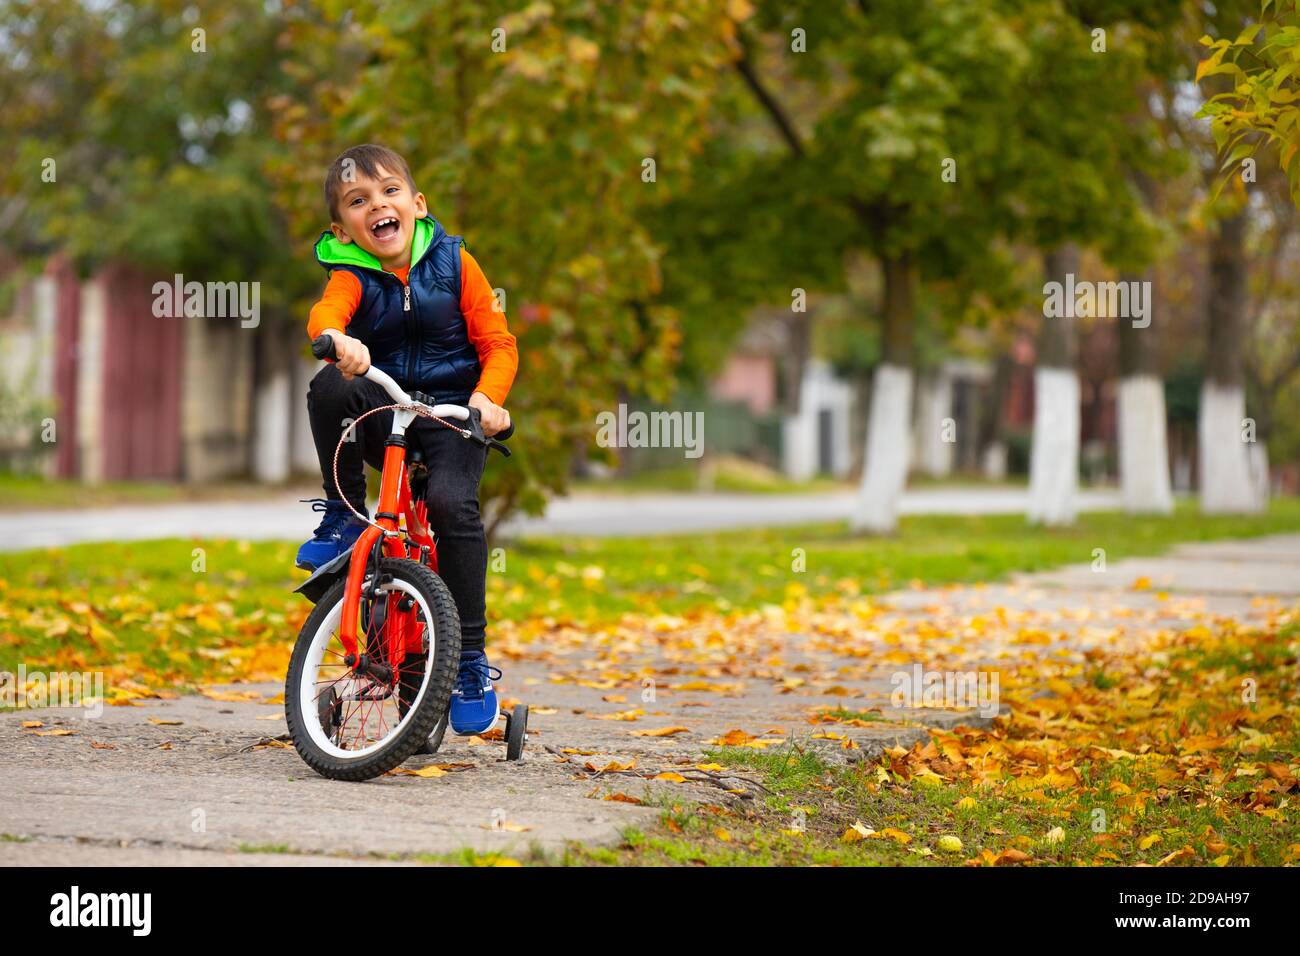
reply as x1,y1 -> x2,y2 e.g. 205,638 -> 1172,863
285,557 -> 461,781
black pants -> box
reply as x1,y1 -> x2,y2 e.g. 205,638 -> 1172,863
306,363 -> 489,653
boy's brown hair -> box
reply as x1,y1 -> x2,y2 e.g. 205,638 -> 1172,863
324,144 -> 417,221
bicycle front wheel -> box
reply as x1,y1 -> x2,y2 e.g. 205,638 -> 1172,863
285,557 -> 461,781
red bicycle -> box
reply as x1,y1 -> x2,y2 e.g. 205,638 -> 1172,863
283,334 -> 522,781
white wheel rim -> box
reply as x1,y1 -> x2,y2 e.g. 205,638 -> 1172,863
298,579 -> 437,761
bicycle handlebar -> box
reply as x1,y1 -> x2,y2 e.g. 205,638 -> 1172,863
311,334 -> 514,448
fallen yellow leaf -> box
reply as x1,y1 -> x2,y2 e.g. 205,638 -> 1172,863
842,821 -> 875,843
602,793 -> 643,805
395,765 -> 446,778
631,726 -> 690,737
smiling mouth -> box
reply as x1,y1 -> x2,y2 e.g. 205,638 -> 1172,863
370,217 -> 400,241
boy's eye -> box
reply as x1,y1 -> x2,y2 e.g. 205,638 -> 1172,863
386,186 -> 399,194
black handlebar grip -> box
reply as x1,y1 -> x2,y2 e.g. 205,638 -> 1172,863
495,421 -> 515,442
311,334 -> 338,361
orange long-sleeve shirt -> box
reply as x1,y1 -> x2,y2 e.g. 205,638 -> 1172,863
307,248 -> 518,406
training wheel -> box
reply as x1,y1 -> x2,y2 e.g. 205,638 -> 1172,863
504,703 -> 528,761
317,686 -> 341,739
412,711 -> 447,756
428,710 -> 448,753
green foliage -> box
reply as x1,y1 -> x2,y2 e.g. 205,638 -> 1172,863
1198,1 -> 1300,205
745,0 -> 1033,269
0,0 -> 312,309
269,0 -> 741,520
665,0 -> 1182,381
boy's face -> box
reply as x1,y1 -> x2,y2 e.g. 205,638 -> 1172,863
331,165 -> 428,268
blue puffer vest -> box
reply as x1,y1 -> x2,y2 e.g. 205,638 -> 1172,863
315,215 -> 481,403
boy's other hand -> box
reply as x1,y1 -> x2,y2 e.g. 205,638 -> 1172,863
469,392 -> 511,437
323,329 -> 370,379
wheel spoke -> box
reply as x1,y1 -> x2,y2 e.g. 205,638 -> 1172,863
293,571 -> 443,766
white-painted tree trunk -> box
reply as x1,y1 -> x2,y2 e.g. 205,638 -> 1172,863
1117,374 -> 1173,514
1027,367 -> 1079,525
76,278 -> 107,485
981,441 -> 1007,481
27,276 -> 58,477
1248,442 -> 1270,506
1198,381 -> 1261,513
913,372 -> 954,478
781,412 -> 816,482
252,364 -> 291,484
851,363 -> 913,534
292,357 -> 323,474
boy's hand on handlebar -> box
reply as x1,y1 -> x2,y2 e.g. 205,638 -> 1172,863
323,329 -> 370,379
469,392 -> 511,437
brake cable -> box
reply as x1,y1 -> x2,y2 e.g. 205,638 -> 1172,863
330,402 -> 471,536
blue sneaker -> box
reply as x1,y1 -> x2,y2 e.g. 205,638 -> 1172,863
295,498 -> 368,571
450,650 -> 502,736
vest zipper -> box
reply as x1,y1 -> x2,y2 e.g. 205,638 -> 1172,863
403,280 -> 419,387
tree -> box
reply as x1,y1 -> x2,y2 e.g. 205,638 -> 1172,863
1198,0 -> 1300,509
1243,178 -> 1300,479
1105,0 -> 1198,515
1198,1 -> 1273,512
0,0 -> 319,483
1006,4 -> 1169,524
264,0 -> 743,531
716,0 -> 1038,532
1198,2 -> 1300,201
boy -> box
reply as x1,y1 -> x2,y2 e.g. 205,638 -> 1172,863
298,144 -> 517,736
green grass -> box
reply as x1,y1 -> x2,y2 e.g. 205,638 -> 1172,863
3,500 -> 1300,683
236,842 -> 293,854
571,457 -> 849,496
0,538 -> 304,682
817,707 -> 884,723
564,745 -> 916,866
497,498 -> 1300,623
567,729 -> 1300,867
0,473 -> 315,511
562,618 -> 1300,867
910,473 -> 1029,488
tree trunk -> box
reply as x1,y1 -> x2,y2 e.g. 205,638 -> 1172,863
1117,269 -> 1173,513
1200,212 -> 1260,513
780,310 -> 812,417
1028,246 -> 1080,525
978,354 -> 1012,480
778,308 -> 815,480
851,252 -> 915,533
251,319 -> 293,484
291,346 -> 322,475
913,369 -> 954,478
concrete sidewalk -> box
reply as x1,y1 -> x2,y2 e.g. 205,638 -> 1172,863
1,532 -> 1292,865
0,486 -> 1122,551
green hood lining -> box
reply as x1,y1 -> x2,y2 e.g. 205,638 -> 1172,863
315,215 -> 440,273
